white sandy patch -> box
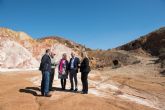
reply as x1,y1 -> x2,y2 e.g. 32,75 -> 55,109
89,78 -> 120,91
96,83 -> 119,91
118,94 -> 159,110
88,77 -> 160,109
89,89 -> 110,98
0,68 -> 39,72
29,75 -> 41,86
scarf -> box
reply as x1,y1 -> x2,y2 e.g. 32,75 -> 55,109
59,59 -> 65,74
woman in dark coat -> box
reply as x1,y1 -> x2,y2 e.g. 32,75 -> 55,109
80,51 -> 91,94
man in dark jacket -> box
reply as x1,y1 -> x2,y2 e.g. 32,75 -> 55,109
80,52 -> 91,94
39,49 -> 52,97
69,52 -> 80,91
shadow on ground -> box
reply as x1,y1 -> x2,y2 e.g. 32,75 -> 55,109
19,87 -> 41,96
19,86 -> 81,96
52,87 -> 81,93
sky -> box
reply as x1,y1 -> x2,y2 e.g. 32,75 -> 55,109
0,0 -> 165,50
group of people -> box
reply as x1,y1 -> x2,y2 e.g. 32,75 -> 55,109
39,49 -> 91,97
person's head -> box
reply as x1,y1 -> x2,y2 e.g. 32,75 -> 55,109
46,49 -> 51,55
51,51 -> 56,58
62,53 -> 67,60
71,52 -> 75,58
81,51 -> 88,59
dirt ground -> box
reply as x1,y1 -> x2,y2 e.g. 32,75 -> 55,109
0,56 -> 165,110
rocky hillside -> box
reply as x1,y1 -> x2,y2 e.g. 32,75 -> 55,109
0,27 -> 164,73
87,49 -> 140,69
0,28 -> 39,69
0,28 -> 81,69
36,36 -> 84,59
117,27 -> 165,56
116,27 -> 165,74
86,27 -> 165,72
38,36 -> 84,52
0,38 -> 38,69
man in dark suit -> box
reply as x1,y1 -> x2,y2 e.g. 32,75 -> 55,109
39,49 -> 52,97
69,52 -> 80,91
80,52 -> 91,94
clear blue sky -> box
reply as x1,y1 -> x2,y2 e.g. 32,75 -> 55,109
0,0 -> 165,49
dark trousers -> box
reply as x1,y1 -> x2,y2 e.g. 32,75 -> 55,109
49,68 -> 55,90
41,71 -> 50,95
61,79 -> 66,89
69,69 -> 78,89
81,72 -> 89,93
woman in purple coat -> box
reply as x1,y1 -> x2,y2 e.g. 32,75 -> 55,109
58,53 -> 69,90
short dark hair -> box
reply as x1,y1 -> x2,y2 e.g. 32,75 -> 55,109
46,49 -> 50,53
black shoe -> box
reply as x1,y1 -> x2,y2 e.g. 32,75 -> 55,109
45,93 -> 52,97
62,87 -> 66,90
74,88 -> 78,92
70,88 -> 74,91
81,91 -> 88,94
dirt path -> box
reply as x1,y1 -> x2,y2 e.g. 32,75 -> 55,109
0,57 -> 164,110
0,72 -> 157,110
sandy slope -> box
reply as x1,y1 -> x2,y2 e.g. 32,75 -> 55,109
0,56 -> 165,110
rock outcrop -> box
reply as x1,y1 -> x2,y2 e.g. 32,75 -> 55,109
0,38 -> 39,69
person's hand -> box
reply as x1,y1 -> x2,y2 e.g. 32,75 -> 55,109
78,64 -> 80,68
